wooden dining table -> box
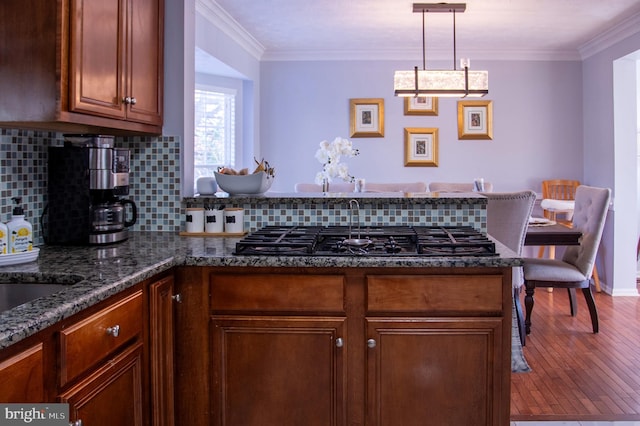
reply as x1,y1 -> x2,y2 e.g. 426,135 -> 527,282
524,223 -> 582,247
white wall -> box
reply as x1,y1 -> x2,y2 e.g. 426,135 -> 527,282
583,30 -> 640,295
260,59 -> 584,193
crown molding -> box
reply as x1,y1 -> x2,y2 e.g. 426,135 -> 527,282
579,10 -> 640,59
261,48 -> 582,62
196,0 -> 265,61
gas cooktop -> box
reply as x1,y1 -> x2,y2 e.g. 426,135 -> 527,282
234,225 -> 497,257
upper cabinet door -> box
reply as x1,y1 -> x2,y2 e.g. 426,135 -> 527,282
69,0 -> 127,119
69,0 -> 162,125
127,0 -> 163,125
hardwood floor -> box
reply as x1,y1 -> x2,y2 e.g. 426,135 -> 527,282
511,287 -> 640,421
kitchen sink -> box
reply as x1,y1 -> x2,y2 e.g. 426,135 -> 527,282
0,274 -> 85,313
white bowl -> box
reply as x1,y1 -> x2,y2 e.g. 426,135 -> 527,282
214,171 -> 274,195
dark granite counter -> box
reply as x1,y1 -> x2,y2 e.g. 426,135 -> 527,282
0,231 -> 520,349
185,191 -> 487,204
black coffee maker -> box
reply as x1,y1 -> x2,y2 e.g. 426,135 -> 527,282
46,135 -> 137,245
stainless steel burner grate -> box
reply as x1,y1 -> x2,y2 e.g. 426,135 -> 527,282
234,225 -> 497,257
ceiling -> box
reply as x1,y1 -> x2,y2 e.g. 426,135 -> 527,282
204,0 -> 640,62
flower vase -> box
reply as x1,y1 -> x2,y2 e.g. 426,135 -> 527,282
322,178 -> 329,193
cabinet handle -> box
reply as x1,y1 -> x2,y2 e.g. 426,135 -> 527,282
335,337 -> 343,348
123,96 -> 131,104
172,293 -> 182,303
367,338 -> 376,348
130,97 -> 137,105
70,419 -> 83,426
106,325 -> 120,337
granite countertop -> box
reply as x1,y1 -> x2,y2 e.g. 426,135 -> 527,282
0,231 -> 520,349
184,191 -> 488,205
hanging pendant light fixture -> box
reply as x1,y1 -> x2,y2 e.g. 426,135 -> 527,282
393,3 -> 488,98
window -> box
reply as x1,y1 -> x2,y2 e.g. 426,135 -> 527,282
193,85 -> 236,184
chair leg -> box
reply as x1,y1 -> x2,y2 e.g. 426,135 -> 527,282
568,288 -> 578,316
582,287 -> 599,333
513,286 -> 526,346
524,281 -> 535,335
537,246 -> 546,258
592,264 -> 601,292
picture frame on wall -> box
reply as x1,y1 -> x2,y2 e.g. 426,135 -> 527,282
350,98 -> 384,138
404,96 -> 438,116
457,100 -> 493,140
404,127 -> 438,167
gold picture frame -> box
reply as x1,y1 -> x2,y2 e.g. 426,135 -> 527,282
457,100 -> 493,140
404,96 -> 438,116
350,98 -> 384,138
404,127 -> 438,167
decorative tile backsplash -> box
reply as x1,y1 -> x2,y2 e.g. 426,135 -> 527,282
0,129 -> 182,245
1,128 -> 486,245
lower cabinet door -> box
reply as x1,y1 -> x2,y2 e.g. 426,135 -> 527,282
211,317 -> 346,426
366,318 -> 504,426
59,343 -> 144,426
0,343 -> 44,402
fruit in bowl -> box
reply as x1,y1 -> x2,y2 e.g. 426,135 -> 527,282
214,171 -> 274,195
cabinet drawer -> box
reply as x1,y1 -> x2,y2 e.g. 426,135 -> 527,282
211,274 -> 345,313
367,275 -> 503,313
59,290 -> 143,386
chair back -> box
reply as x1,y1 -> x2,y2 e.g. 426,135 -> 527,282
429,182 -> 494,192
482,191 -> 536,255
295,182 -> 355,192
562,185 -> 611,279
542,179 -> 580,200
482,190 -> 536,289
364,182 -> 427,192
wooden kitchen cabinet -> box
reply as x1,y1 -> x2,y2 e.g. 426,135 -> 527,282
366,318 -> 503,425
365,274 -> 510,426
210,273 -> 347,426
58,289 -> 145,425
0,0 -> 163,135
175,266 -> 512,426
212,316 -> 346,426
59,343 -> 144,426
70,0 -> 163,126
149,274 -> 176,426
58,290 -> 144,387
0,343 -> 45,403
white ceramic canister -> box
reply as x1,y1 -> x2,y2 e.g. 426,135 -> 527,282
205,209 -> 224,233
185,208 -> 205,233
223,208 -> 244,233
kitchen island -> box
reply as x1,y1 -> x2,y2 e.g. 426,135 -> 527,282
184,191 -> 491,233
0,228 -> 520,426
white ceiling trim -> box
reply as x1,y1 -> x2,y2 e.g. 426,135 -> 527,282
199,0 -> 639,64
196,0 -> 265,61
260,48 -> 582,62
578,10 -> 640,59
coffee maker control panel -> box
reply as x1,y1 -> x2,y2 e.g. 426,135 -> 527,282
89,148 -> 130,191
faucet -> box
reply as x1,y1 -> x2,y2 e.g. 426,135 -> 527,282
348,199 -> 361,240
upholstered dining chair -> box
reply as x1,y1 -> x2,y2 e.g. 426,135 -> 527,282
523,185 -> 611,336
538,179 -> 603,292
294,182 -> 355,192
482,191 -> 537,346
363,182 -> 427,192
429,182 -> 494,192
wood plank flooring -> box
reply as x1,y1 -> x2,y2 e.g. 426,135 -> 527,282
511,287 -> 640,421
